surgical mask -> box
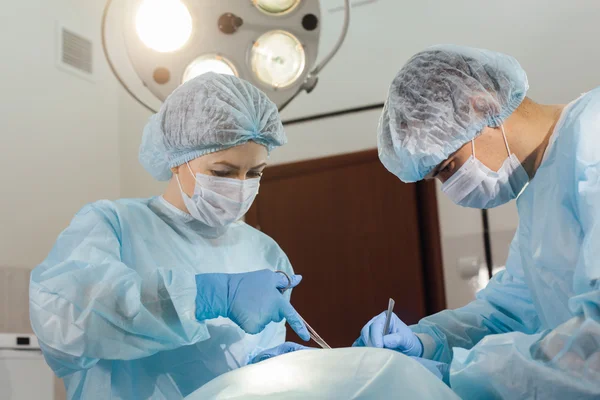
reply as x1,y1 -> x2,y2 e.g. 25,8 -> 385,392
176,163 -> 260,227
441,125 -> 529,209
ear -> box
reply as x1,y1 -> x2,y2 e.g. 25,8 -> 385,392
470,93 -> 499,116
171,166 -> 179,175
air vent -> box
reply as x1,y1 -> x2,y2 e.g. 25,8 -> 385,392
61,28 -> 92,73
56,24 -> 94,81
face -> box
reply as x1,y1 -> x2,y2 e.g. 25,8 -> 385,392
173,141 -> 268,196
427,126 -> 510,183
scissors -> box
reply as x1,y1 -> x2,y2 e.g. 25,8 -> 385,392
275,270 -> 332,349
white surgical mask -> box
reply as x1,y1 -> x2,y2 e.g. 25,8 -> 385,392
441,125 -> 529,209
176,163 -> 260,227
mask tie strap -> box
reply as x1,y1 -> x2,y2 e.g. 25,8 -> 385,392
177,162 -> 202,197
186,162 -> 196,179
500,125 -> 511,156
175,173 -> 184,192
186,162 -> 203,186
175,173 -> 191,205
471,140 -> 476,158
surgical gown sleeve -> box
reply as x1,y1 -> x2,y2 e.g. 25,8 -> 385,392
29,205 -> 209,377
448,115 -> 600,399
411,231 -> 541,364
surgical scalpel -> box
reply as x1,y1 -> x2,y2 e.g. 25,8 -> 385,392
383,298 -> 396,335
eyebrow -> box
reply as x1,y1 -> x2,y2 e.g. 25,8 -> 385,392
251,163 -> 268,170
213,161 -> 267,170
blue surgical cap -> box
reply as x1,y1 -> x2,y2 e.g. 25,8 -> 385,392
139,72 -> 287,181
377,44 -> 529,183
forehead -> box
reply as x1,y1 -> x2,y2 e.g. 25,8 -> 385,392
191,142 -> 268,167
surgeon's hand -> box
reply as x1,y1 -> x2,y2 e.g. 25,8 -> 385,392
353,311 -> 423,357
249,342 -> 315,365
195,270 -> 310,341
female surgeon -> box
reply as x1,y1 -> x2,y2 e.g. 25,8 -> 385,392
356,45 -> 600,398
29,73 -> 309,399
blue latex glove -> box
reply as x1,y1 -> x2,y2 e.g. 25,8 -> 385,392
353,311 -> 423,357
195,269 -> 310,341
249,342 -> 314,364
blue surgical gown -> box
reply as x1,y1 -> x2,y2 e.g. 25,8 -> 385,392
412,88 -> 600,399
29,196 -> 293,399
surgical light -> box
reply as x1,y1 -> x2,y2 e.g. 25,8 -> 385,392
253,0 -> 301,15
102,0 -> 350,112
251,30 -> 306,89
183,55 -> 237,84
135,0 -> 192,53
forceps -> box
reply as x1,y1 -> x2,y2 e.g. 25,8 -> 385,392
275,270 -> 332,350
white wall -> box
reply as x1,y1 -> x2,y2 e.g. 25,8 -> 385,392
281,0 -> 600,120
0,0 -> 120,269
119,91 -> 163,198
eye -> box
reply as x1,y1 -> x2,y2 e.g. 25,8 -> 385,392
211,170 -> 232,177
441,160 -> 455,174
247,171 -> 263,178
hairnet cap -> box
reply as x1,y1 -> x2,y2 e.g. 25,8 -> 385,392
378,44 -> 529,183
139,72 -> 287,181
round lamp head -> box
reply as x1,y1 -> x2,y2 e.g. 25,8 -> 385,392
135,0 -> 193,53
253,0 -> 302,15
251,30 -> 306,89
182,54 -> 238,83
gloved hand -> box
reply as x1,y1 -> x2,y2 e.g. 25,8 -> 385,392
353,311 -> 423,357
249,342 -> 315,364
195,269 -> 310,341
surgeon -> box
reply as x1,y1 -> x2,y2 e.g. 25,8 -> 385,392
29,72 -> 310,399
356,45 -> 600,398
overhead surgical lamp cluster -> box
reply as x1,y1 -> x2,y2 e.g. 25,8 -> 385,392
102,0 -> 350,112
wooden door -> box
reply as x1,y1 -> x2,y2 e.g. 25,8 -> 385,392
246,149 -> 445,348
